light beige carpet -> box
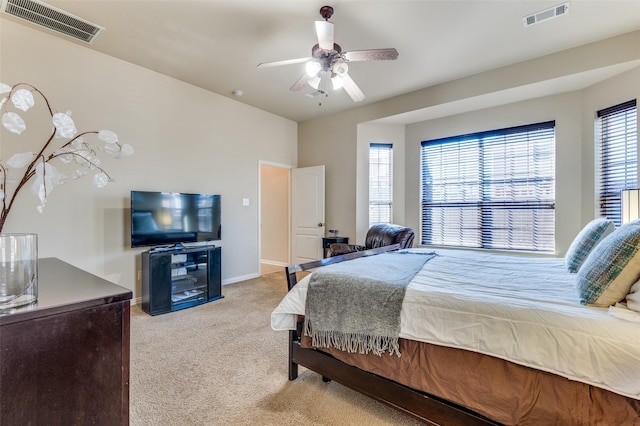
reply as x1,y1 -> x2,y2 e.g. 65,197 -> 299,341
130,270 -> 423,425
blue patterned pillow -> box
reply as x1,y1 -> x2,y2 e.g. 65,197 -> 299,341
565,218 -> 615,273
576,220 -> 640,306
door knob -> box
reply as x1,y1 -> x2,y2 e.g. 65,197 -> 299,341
318,223 -> 323,227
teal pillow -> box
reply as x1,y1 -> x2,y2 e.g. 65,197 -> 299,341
565,218 -> 615,273
576,220 -> 640,306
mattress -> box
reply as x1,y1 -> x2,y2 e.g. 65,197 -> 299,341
271,248 -> 640,400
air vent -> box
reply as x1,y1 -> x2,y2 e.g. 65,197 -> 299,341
523,2 -> 569,27
0,0 -> 104,43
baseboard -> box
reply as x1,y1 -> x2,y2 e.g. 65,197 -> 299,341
223,273 -> 260,285
260,259 -> 289,267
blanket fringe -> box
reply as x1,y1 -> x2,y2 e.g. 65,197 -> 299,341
305,320 -> 401,357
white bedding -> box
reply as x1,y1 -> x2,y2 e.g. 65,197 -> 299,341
271,248 -> 640,400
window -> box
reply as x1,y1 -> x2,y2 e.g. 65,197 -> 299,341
597,100 -> 637,226
369,143 -> 393,226
421,121 -> 556,252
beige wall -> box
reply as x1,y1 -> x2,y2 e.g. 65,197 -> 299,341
405,92 -> 582,255
581,67 -> 640,224
297,110 -> 359,241
299,30 -> 640,255
1,19 -> 297,300
356,123 -> 405,244
3,18 -> 640,302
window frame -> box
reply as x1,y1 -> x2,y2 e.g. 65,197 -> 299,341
420,121 -> 556,253
597,99 -> 638,226
369,143 -> 393,227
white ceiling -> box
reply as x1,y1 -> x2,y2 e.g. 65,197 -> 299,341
8,0 -> 640,122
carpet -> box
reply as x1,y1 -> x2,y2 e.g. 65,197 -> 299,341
129,270 -> 423,425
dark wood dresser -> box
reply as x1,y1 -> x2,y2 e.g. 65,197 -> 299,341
0,257 -> 132,425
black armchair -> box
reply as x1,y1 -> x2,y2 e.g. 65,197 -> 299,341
328,223 -> 415,257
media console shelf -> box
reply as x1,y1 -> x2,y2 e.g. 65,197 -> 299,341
141,246 -> 222,315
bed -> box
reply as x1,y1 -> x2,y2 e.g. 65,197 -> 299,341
271,231 -> 640,425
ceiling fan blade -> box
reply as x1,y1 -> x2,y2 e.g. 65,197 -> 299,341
341,73 -> 365,102
257,57 -> 309,68
315,21 -> 334,50
290,73 -> 312,92
343,48 -> 399,62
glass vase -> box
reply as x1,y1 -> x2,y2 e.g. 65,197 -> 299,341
0,233 -> 38,310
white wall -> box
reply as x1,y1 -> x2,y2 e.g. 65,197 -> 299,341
0,19 -> 297,300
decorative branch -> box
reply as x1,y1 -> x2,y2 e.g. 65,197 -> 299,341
0,82 -> 134,233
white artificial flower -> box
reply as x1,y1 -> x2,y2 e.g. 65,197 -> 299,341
58,154 -> 74,164
98,130 -> 118,144
6,152 -> 34,168
93,172 -> 109,188
11,89 -> 35,112
74,152 -> 100,169
31,162 -> 55,211
2,112 -> 26,134
30,162 -> 68,212
52,112 -> 77,138
0,84 -> 134,217
72,168 -> 89,179
121,144 -> 135,156
70,137 -> 86,151
102,143 -> 120,155
53,146 -> 74,164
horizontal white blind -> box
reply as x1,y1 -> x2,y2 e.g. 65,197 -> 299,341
369,143 -> 392,226
421,121 -> 555,252
598,100 -> 637,226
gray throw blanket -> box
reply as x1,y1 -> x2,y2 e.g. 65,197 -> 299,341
304,251 -> 436,357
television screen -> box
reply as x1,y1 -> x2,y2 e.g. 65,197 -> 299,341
131,191 -> 221,248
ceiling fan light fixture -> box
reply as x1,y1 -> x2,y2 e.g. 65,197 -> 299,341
332,75 -> 345,90
307,70 -> 332,93
333,62 -> 348,77
305,60 -> 321,77
307,75 -> 320,90
320,71 -> 333,92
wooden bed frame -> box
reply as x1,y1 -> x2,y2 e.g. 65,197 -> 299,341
284,245 -> 499,426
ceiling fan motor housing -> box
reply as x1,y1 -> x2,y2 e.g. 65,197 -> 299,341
311,43 -> 342,71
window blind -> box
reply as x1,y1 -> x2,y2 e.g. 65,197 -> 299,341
597,99 -> 637,226
369,143 -> 393,226
421,121 -> 556,252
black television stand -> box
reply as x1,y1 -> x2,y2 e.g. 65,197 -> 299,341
141,246 -> 222,315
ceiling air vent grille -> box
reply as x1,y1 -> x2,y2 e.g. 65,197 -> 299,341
0,0 -> 104,43
523,2 -> 570,27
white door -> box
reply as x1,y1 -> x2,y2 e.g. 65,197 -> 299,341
292,165 -> 325,264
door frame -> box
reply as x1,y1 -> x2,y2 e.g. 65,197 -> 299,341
258,160 -> 293,275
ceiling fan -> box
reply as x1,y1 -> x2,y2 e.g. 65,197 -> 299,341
257,5 -> 398,102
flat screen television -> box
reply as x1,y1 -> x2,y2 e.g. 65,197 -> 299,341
131,190 -> 221,248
